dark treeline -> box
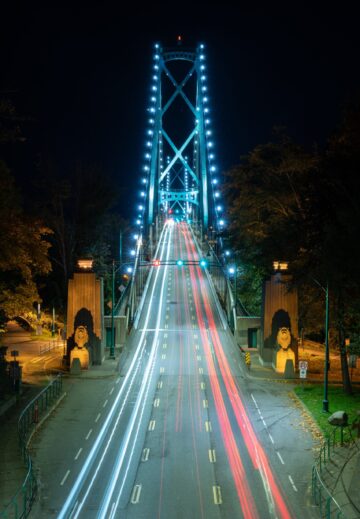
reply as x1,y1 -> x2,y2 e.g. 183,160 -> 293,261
223,99 -> 360,394
0,98 -> 129,331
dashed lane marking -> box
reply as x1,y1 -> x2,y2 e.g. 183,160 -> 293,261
74,448 -> 82,460
208,449 -> 216,463
148,420 -> 156,431
213,486 -> 222,505
141,448 -> 150,462
95,413 -> 101,423
103,400 -> 108,408
201,382 -> 205,390
60,470 -> 70,486
199,367 -> 204,374
109,387 -> 114,395
157,381 -> 163,389
154,398 -> 160,407
131,484 -> 142,504
203,400 -> 208,408
162,353 -> 166,359
288,475 -> 298,492
205,421 -> 212,432
160,367 -> 165,373
85,429 -> 92,440
277,452 -> 285,465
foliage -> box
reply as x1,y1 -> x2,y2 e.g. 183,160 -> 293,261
223,105 -> 360,394
32,159 -> 130,311
294,384 -> 360,436
0,160 -> 52,319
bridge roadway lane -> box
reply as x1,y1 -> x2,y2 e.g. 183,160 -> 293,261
39,220 -> 315,519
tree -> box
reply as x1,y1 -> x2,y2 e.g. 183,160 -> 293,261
223,121 -> 360,394
0,160 -> 52,319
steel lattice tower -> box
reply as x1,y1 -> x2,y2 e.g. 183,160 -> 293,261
141,41 -> 219,232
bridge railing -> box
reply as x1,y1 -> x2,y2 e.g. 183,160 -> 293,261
190,224 -> 248,331
0,374 -> 63,519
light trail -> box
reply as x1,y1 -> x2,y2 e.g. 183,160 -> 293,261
58,222 -> 171,519
105,221 -> 173,519
183,225 -> 259,519
184,222 -> 293,519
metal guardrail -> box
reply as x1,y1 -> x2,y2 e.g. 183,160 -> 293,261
39,339 -> 64,355
312,426 -> 356,519
0,374 -> 63,519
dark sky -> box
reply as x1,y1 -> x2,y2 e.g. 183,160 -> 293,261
1,5 -> 360,218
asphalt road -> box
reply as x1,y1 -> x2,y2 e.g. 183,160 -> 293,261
29,220 -> 319,519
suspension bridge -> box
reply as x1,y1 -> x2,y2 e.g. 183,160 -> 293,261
30,43 -> 313,519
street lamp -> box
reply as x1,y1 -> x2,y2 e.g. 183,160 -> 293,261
313,279 -> 330,412
51,306 -> 55,338
228,265 -> 237,301
323,283 -> 330,412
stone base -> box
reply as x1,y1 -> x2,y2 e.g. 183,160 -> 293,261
70,347 -> 89,370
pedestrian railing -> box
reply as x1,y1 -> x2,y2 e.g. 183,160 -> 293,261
0,374 -> 63,519
312,426 -> 356,519
39,339 -> 64,355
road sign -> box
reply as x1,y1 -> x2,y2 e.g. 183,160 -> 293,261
299,368 -> 307,379
299,360 -> 308,370
299,360 -> 308,379
11,350 -> 19,357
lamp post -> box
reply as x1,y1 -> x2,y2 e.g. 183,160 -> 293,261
110,259 -> 135,359
323,282 -> 330,412
228,264 -> 237,304
51,306 -> 55,338
110,260 -> 116,359
313,278 -> 330,412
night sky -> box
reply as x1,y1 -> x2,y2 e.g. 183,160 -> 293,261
1,5 -> 359,218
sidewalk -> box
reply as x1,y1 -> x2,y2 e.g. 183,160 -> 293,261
245,349 -> 360,519
0,348 -> 120,515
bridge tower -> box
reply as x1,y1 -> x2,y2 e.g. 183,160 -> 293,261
140,41 -> 221,233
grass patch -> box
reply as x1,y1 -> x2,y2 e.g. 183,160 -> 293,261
294,384 -> 360,436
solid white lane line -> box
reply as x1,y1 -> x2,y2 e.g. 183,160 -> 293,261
277,452 -> 285,465
268,434 -> 274,444
74,448 -> 83,461
61,470 -> 70,486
